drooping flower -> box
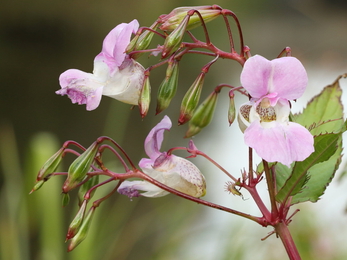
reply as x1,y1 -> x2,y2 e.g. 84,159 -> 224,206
118,115 -> 206,198
57,20 -> 145,110
238,55 -> 314,166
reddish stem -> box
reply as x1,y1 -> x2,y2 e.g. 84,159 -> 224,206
244,185 -> 271,221
188,9 -> 211,44
275,222 -> 301,260
277,47 -> 292,57
222,10 -> 245,57
97,136 -> 138,170
221,13 -> 235,53
167,146 -> 238,182
182,41 -> 246,65
98,144 -> 130,172
132,169 -> 266,225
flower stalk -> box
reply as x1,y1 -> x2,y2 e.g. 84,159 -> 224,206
263,160 -> 278,217
275,222 -> 301,260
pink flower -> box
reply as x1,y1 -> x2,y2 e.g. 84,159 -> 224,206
238,55 -> 314,166
118,116 -> 206,198
56,20 -> 145,110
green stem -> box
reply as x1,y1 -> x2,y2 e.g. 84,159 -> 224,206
275,222 -> 301,260
248,147 -> 253,184
263,160 -> 278,217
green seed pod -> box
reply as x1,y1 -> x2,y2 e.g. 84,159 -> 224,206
156,59 -> 179,114
29,180 -> 45,194
185,91 -> 218,137
178,72 -> 205,125
228,90 -> 236,126
159,6 -> 222,31
67,207 -> 96,252
36,147 -> 64,181
132,22 -> 159,59
66,200 -> 88,241
62,142 -> 99,193
62,193 -> 70,207
162,15 -> 189,58
138,76 -> 151,118
126,34 -> 139,53
77,175 -> 99,206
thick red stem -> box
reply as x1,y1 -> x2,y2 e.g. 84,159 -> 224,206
275,222 -> 301,260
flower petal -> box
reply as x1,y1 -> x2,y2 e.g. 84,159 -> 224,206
139,154 -> 206,197
270,56 -> 308,100
118,180 -> 169,198
124,115 -> 206,199
95,20 -> 139,72
240,55 -> 273,98
57,69 -> 104,111
238,101 -> 253,132
160,155 -> 206,197
143,115 -> 172,160
112,20 -> 139,61
92,59 -> 112,81
244,120 -> 314,166
240,55 -> 308,101
102,59 -> 145,105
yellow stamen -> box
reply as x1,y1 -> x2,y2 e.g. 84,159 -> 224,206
256,100 -> 276,122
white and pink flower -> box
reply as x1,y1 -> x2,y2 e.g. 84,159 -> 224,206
118,116 -> 206,198
238,55 -> 314,166
57,20 -> 145,110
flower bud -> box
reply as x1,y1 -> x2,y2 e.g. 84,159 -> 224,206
66,200 -> 88,241
159,6 -> 222,31
228,90 -> 236,126
62,193 -> 70,207
161,15 -> 189,58
29,180 -> 45,194
185,91 -> 218,137
67,206 -> 96,252
156,59 -> 179,114
78,175 -> 99,206
62,142 -> 99,193
178,72 -> 205,125
36,147 -> 64,181
128,22 -> 159,59
125,34 -> 139,53
138,75 -> 151,118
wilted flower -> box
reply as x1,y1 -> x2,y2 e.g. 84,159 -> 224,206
238,55 -> 314,166
118,115 -> 206,198
57,20 -> 145,110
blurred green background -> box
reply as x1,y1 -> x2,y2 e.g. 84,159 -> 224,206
1,0 -> 347,259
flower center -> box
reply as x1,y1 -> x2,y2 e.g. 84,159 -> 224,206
256,98 -> 276,122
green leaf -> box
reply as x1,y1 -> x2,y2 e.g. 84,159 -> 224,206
291,136 -> 342,204
276,133 -> 341,203
274,75 -> 347,204
292,75 -> 344,135
274,163 -> 292,191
